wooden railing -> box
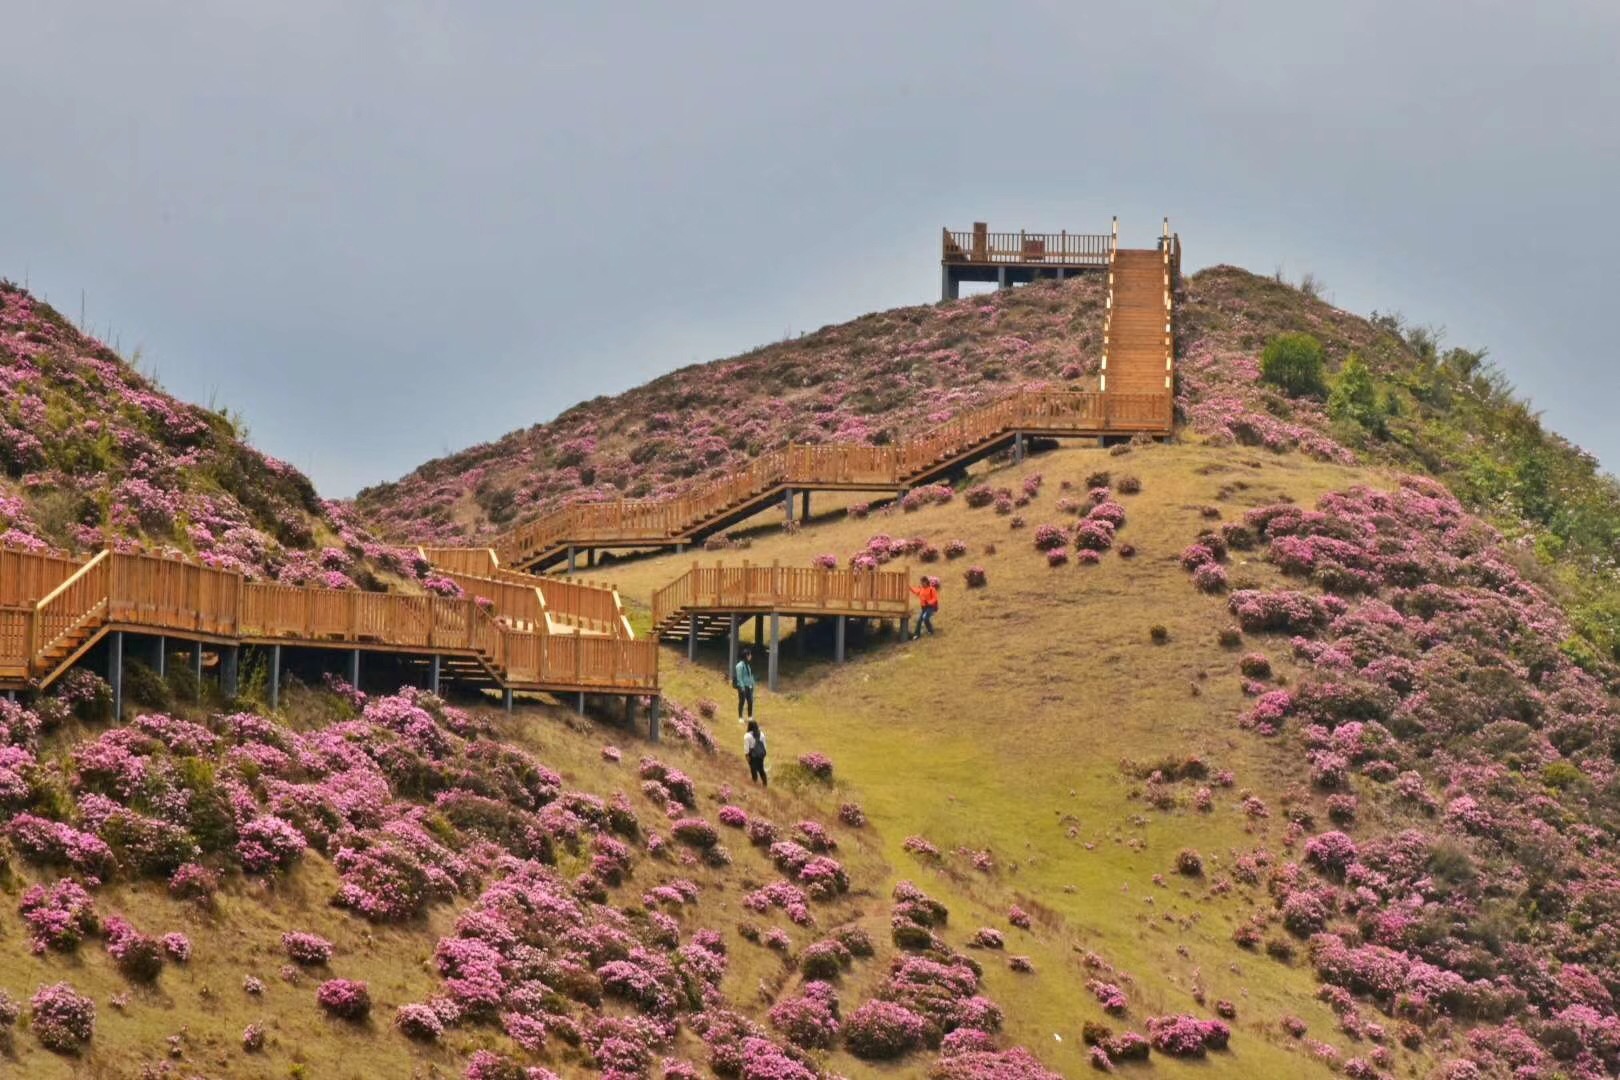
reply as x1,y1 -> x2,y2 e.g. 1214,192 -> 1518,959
33,550 -> 111,660
490,385 -> 1172,568
652,564 -> 911,630
0,548 -> 86,606
0,548 -> 657,693
418,546 -> 499,577
0,607 -> 30,679
943,228 -> 1111,266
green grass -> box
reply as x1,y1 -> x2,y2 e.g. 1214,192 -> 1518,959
609,439 -> 1439,1077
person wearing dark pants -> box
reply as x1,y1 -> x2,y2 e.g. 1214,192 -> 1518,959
734,647 -> 757,721
744,720 -> 768,785
909,577 -> 940,639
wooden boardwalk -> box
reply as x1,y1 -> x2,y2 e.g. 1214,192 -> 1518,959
0,548 -> 658,720
652,563 -> 912,690
466,223 -> 1180,573
485,385 -> 1172,573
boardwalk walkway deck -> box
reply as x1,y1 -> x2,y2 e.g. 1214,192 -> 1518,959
468,224 -> 1180,573
652,563 -> 911,690
0,548 -> 658,723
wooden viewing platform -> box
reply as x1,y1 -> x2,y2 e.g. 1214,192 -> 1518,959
652,563 -> 912,690
942,221 -> 1113,300
0,547 -> 660,728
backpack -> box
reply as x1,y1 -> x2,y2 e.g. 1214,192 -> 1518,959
748,733 -> 766,760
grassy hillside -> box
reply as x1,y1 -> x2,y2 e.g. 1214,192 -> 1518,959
0,281 -> 422,587
607,435 -> 1620,1078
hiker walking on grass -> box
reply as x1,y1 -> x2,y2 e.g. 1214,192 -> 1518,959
734,647 -> 757,721
744,720 -> 768,785
910,576 -> 940,639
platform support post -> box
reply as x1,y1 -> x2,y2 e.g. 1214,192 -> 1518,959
192,642 -> 203,700
784,488 -> 795,524
801,491 -> 810,521
566,546 -> 577,574
503,688 -> 514,713
577,691 -> 586,716
997,266 -> 1008,290
348,648 -> 361,689
269,644 -> 282,710
835,616 -> 847,663
222,646 -> 239,699
767,613 -> 780,692
1014,432 -> 1026,463
688,612 -> 698,660
753,614 -> 764,645
110,631 -> 125,720
155,635 -> 166,679
727,615 -> 739,676
428,654 -> 441,696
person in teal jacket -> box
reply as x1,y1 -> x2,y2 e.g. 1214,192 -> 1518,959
734,647 -> 756,722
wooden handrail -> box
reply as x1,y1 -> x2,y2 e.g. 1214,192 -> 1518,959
7,547 -> 658,694
488,384 -> 1172,568
942,229 -> 1111,266
0,548 -> 87,606
651,563 -> 911,629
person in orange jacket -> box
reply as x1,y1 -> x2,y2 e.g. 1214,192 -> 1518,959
909,576 -> 940,639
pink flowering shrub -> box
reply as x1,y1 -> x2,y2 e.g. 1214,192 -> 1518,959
19,879 -> 99,954
769,980 -> 840,1049
797,752 -> 833,781
1087,979 -> 1128,1014
282,931 -> 334,966
161,932 -> 191,963
316,979 -> 371,1020
104,915 -> 165,982
1046,546 -> 1069,567
843,1000 -> 928,1060
30,982 -> 96,1054
1146,1014 -> 1230,1056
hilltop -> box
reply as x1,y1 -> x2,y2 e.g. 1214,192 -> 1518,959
6,255 -> 1620,1078
357,266 -> 1620,662
0,282 -> 422,588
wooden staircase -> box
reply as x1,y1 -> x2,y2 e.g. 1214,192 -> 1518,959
1101,222 -> 1177,430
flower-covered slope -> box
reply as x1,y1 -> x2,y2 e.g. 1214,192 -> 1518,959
355,276 -> 1110,542
0,282 -> 418,586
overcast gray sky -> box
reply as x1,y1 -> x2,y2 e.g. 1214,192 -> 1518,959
4,1 -> 1617,495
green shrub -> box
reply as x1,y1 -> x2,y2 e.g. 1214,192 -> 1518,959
1328,354 -> 1386,434
123,660 -> 171,710
1260,333 -> 1327,398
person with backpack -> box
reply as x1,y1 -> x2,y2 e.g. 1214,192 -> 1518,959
744,719 -> 768,785
733,647 -> 757,722
909,575 -> 940,639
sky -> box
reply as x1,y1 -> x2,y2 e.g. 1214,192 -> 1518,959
3,1 -> 1618,496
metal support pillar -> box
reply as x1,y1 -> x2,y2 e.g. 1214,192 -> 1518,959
428,655 -> 441,696
576,691 -> 586,716
566,546 -> 577,574
649,697 -> 662,743
835,616 -> 847,663
767,613 -> 780,691
1014,432 -> 1026,463
753,614 -> 764,645
727,615 -> 739,676
110,631 -> 124,720
192,642 -> 203,701
997,266 -> 1008,290
586,548 -> 595,569
800,490 -> 810,521
348,649 -> 361,689
688,611 -> 698,661
795,616 -> 806,658
269,645 -> 282,710
503,688 -> 514,713
222,646 -> 239,699
155,635 -> 166,679
784,489 -> 795,524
